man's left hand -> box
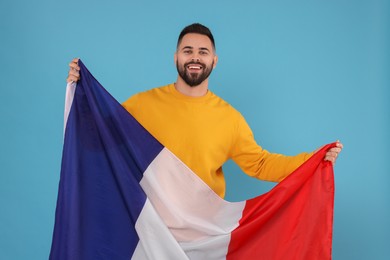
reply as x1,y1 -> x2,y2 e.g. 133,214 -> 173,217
323,141 -> 343,165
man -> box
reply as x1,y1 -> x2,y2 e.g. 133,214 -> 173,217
66,23 -> 343,198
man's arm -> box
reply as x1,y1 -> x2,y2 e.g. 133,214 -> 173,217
230,115 -> 343,182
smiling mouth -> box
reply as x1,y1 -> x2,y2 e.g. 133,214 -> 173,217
186,64 -> 203,71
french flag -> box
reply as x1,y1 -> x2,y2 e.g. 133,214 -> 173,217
50,60 -> 335,259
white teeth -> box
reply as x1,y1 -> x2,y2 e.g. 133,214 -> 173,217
188,66 -> 201,69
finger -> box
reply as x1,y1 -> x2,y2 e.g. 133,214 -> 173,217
324,154 -> 336,165
328,147 -> 342,154
69,58 -> 79,66
69,58 -> 80,71
325,151 -> 338,159
69,63 -> 80,71
66,75 -> 79,83
335,140 -> 344,149
324,156 -> 336,165
69,68 -> 79,76
330,150 -> 340,157
66,70 -> 80,82
67,70 -> 80,80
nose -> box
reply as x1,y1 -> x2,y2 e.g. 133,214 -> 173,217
191,57 -> 200,63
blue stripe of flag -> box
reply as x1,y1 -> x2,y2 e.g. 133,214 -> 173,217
50,60 -> 163,259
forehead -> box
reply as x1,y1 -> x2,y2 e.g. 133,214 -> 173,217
178,33 -> 214,50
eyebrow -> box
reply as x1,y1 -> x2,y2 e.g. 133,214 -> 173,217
182,46 -> 211,52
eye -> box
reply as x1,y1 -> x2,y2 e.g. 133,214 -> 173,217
183,50 -> 192,54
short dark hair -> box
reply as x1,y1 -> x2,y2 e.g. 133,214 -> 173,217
177,23 -> 216,50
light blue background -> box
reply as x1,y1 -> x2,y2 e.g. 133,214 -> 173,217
1,0 -> 389,259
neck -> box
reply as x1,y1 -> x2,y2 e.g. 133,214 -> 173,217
174,76 -> 209,97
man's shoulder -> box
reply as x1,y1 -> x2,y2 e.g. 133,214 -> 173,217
209,91 -> 241,114
122,84 -> 172,108
125,83 -> 172,102
135,84 -> 172,98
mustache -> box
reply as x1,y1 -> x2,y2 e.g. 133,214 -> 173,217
184,61 -> 206,68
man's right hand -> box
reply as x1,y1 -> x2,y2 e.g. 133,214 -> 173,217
66,58 -> 80,83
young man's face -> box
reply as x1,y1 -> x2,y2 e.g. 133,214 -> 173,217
175,33 -> 218,87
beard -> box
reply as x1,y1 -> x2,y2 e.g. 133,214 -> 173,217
176,60 -> 214,87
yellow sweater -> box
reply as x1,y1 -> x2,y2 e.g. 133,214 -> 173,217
123,83 -> 311,198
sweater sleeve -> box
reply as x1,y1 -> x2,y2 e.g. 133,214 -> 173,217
230,114 -> 312,182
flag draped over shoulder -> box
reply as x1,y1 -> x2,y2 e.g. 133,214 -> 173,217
50,60 -> 335,260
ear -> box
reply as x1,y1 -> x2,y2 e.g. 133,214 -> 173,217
174,52 -> 177,65
212,55 -> 218,69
